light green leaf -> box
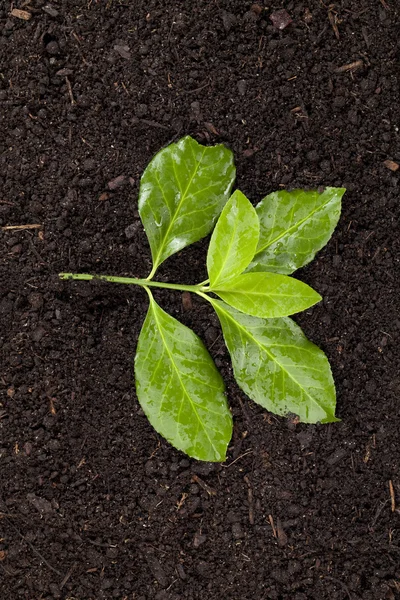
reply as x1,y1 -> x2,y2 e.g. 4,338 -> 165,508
210,272 -> 321,318
249,187 -> 345,274
134,292 -> 232,462
138,136 -> 236,276
211,299 -> 338,424
207,190 -> 259,287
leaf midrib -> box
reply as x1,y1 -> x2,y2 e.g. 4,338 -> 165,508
213,301 -> 332,418
150,298 -> 220,457
215,286 -> 317,300
153,145 -> 206,269
209,206 -> 239,287
255,192 -> 333,255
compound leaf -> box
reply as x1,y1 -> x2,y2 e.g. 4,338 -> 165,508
249,187 -> 345,274
135,292 -> 232,462
138,136 -> 236,276
207,190 -> 259,287
211,299 -> 338,424
210,272 -> 321,318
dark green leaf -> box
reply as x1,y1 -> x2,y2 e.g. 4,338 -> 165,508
210,272 -> 321,317
211,299 -> 338,424
138,136 -> 236,276
135,293 -> 232,461
207,190 -> 259,287
249,187 -> 345,274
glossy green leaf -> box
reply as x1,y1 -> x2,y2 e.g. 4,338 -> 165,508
210,272 -> 321,318
211,299 -> 338,424
249,187 -> 345,274
138,136 -> 236,275
207,190 -> 259,287
134,292 -> 232,462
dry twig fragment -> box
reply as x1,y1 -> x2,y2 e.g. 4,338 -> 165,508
335,60 -> 364,73
383,160 -> 399,172
328,5 -> 340,39
11,9 -> 32,20
1,224 -> 41,231
389,480 -> 396,512
191,474 -> 216,496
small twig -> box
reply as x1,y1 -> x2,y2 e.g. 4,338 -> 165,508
221,449 -> 253,468
176,493 -> 188,511
139,118 -> 170,131
1,224 -> 41,231
191,474 -> 216,496
268,514 -> 277,538
3,515 -> 62,576
389,480 -> 396,512
65,76 -> 76,105
335,60 -> 364,73
207,333 -> 221,350
28,239 -> 47,264
59,563 -> 76,590
244,475 -> 255,525
178,81 -> 211,96
10,8 -> 32,20
276,518 -> 288,547
370,499 -> 391,529
81,137 -> 95,149
379,0 -> 390,9
328,5 -> 340,39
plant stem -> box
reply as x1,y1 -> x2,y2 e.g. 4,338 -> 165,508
59,272 -> 209,294
146,264 -> 158,281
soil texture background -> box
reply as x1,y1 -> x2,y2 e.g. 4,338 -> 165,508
1,1 -> 399,599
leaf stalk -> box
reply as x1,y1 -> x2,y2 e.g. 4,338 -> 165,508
59,272 -> 209,294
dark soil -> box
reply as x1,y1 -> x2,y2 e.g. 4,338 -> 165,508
1,1 -> 399,599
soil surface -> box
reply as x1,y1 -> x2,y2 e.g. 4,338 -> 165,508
1,1 -> 399,599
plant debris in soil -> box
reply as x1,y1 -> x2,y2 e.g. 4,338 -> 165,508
0,1 -> 399,599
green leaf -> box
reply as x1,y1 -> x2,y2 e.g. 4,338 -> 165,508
211,299 -> 338,424
134,293 -> 232,462
210,272 -> 321,318
249,187 -> 345,274
138,136 -> 236,275
207,190 -> 259,287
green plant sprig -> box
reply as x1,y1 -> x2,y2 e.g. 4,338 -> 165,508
60,136 -> 345,462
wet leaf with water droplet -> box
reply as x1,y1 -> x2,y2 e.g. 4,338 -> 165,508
207,190 -> 259,287
211,299 -> 339,424
135,292 -> 232,461
138,136 -> 236,275
210,272 -> 321,317
249,187 -> 345,274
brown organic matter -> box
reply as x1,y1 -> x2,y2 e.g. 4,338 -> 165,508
0,1 -> 399,599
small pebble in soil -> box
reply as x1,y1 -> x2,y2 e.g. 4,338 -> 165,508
237,80 -> 247,96
270,9 -> 293,30
28,292 -> 44,309
43,5 -> 59,18
107,175 -> 126,190
193,532 -> 207,547
45,41 -> 60,55
124,223 -> 140,239
221,11 -> 237,32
